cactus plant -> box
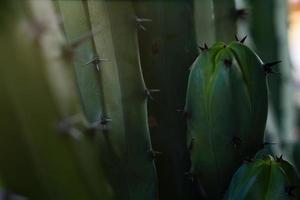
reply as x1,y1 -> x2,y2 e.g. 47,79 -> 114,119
185,41 -> 268,199
194,0 -> 215,46
134,1 -> 198,199
58,0 -> 158,199
212,0 -> 237,43
0,0 -> 112,199
226,155 -> 300,199
245,0 -> 295,154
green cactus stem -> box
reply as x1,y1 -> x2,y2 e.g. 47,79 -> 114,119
134,1 -> 198,199
58,0 -> 158,199
246,0 -> 295,153
212,0 -> 237,43
226,155 -> 300,199
0,1 -> 111,199
185,41 -> 268,199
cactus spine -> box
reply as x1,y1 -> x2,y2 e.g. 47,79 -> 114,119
134,1 -> 198,199
0,0 -> 111,199
185,41 -> 268,199
226,155 -> 300,199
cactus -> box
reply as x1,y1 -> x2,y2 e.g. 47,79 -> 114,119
246,0 -> 295,153
212,0 -> 237,43
56,0 -> 104,123
194,0 -> 215,46
58,0 -> 158,199
0,0 -> 112,199
226,155 -> 300,199
185,41 -> 268,199
133,1 -> 199,199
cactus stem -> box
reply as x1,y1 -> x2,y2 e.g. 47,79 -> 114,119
263,60 -> 282,74
69,27 -> 102,49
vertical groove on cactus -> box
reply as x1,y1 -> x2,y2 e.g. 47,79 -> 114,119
134,1 -> 199,199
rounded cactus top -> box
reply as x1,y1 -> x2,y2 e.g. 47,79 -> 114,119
226,155 -> 300,200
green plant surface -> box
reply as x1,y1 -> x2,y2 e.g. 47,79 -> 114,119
226,155 -> 300,199
0,1 -> 112,199
194,0 -> 215,46
246,0 -> 295,150
212,0 -> 237,43
56,0 -> 104,123
134,1 -> 199,199
80,1 -> 158,199
185,41 -> 268,199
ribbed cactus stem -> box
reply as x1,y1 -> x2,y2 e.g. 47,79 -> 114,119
0,1 -> 111,199
185,42 -> 268,199
194,0 -> 215,46
56,0 -> 105,123
212,0 -> 237,42
134,1 -> 199,199
87,0 -> 157,200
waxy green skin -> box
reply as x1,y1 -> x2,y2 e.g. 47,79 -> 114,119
58,1 -> 158,199
226,155 -> 300,200
0,1 -> 112,199
185,42 -> 268,199
134,1 -> 198,199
